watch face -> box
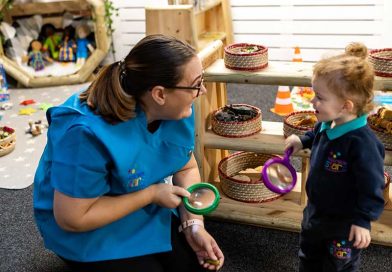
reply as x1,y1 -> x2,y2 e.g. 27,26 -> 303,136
183,183 -> 220,215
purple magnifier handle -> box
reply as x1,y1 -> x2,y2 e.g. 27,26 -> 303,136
285,147 -> 294,158
261,147 -> 297,194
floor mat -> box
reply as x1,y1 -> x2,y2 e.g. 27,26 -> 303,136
0,83 -> 89,189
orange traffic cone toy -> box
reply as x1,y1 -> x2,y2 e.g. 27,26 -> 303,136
292,46 -> 303,62
271,86 -> 294,116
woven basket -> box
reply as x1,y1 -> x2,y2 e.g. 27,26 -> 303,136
224,43 -> 268,71
211,104 -> 262,138
368,48 -> 392,77
0,126 -> 16,157
218,152 -> 283,203
368,114 -> 392,151
283,111 -> 317,138
384,172 -> 391,206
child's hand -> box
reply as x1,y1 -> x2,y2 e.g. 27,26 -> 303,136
349,224 -> 371,249
285,134 -> 303,154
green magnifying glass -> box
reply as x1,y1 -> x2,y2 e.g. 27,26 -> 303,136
183,183 -> 220,215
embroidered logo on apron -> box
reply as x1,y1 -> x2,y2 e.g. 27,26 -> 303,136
127,168 -> 145,187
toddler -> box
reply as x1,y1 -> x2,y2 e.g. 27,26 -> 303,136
286,43 -> 385,271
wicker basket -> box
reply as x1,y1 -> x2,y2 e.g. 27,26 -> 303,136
384,172 -> 391,206
224,43 -> 268,71
0,126 -> 16,157
368,114 -> 392,151
368,48 -> 392,77
218,152 -> 283,203
211,104 -> 262,138
283,111 -> 317,138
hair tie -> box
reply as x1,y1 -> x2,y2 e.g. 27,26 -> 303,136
118,60 -> 127,90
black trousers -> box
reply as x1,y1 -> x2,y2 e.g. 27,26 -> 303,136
61,215 -> 209,272
299,207 -> 362,272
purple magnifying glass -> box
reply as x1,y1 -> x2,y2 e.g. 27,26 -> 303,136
261,147 -> 297,194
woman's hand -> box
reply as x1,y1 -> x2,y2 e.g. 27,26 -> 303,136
183,225 -> 224,270
285,134 -> 303,154
151,183 -> 190,209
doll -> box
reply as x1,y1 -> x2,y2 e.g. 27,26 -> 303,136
39,23 -> 61,60
75,24 -> 95,66
58,25 -> 77,62
22,39 -> 53,71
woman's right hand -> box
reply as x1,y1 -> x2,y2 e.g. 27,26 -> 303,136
285,134 -> 303,154
151,183 -> 191,209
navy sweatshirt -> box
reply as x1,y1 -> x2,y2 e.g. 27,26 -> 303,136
300,115 -> 385,230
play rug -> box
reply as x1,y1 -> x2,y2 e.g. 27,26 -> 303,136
0,82 -> 89,189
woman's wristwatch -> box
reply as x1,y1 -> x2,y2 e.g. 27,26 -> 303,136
178,219 -> 204,233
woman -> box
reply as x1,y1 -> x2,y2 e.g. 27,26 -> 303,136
34,34 -> 224,272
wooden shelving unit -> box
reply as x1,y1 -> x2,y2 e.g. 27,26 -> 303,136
145,0 -> 233,52
195,41 -> 392,246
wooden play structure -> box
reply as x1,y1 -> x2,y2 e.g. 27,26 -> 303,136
146,0 -> 233,52
0,0 -> 109,87
196,40 -> 392,247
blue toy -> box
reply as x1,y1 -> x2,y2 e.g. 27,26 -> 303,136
0,64 -> 9,102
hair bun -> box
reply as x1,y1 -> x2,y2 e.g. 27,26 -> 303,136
345,42 -> 368,59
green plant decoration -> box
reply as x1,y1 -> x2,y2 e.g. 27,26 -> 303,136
0,0 -> 13,22
104,0 -> 118,58
0,0 -> 14,46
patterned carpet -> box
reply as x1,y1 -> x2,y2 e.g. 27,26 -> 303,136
0,83 -> 89,189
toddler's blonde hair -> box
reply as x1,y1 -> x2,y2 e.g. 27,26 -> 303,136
313,42 -> 374,115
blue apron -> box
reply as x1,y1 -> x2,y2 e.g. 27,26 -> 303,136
33,93 -> 195,261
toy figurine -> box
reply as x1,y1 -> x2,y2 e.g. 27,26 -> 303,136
58,25 -> 77,62
0,64 -> 9,102
39,23 -> 62,60
27,121 -> 42,137
22,40 -> 53,71
75,24 -> 95,66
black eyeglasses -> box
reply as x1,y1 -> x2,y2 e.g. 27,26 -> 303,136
165,77 -> 204,98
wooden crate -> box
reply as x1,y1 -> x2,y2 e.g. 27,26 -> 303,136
0,0 -> 110,87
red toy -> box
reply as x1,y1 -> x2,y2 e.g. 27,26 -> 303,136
20,99 -> 36,105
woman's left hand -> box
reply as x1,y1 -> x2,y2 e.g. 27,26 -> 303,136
183,225 -> 224,270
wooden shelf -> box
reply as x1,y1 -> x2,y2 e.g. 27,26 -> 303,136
208,181 -> 392,246
204,59 -> 392,91
205,121 -> 310,157
146,0 -> 233,52
198,32 -> 227,51
205,121 -> 392,165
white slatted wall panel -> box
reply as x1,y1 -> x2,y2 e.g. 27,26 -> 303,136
111,0 -> 167,61
111,0 -> 391,62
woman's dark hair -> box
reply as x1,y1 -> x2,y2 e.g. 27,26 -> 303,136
79,34 -> 196,123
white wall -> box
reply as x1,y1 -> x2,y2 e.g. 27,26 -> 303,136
111,0 -> 391,62
111,0 -> 167,61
